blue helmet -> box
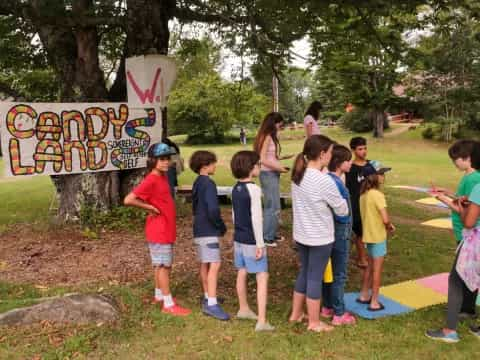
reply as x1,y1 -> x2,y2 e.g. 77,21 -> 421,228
148,142 -> 177,157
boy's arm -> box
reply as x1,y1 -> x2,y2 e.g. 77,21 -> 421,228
246,184 -> 265,249
205,181 -> 227,234
124,192 -> 159,215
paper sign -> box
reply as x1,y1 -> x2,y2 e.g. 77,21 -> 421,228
125,55 -> 177,108
0,103 -> 162,176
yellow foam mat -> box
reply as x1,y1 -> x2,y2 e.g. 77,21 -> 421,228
420,218 -> 452,229
380,280 -> 447,309
416,197 -> 443,206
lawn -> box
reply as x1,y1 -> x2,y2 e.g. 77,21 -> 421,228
0,126 -> 477,359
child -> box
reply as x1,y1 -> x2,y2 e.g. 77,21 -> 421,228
321,144 -> 356,325
190,150 -> 229,321
124,142 -> 191,316
289,135 -> 348,332
345,137 -> 375,268
356,160 -> 395,311
431,140 -> 480,319
230,150 -> 275,331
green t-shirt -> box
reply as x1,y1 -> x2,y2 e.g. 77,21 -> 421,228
469,183 -> 480,205
452,170 -> 480,241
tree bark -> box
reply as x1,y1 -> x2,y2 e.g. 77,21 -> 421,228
372,109 -> 385,138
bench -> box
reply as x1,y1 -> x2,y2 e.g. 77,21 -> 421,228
177,185 -> 291,208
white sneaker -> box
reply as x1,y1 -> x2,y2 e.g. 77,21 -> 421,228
236,309 -> 258,320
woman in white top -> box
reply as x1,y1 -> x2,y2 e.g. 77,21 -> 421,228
304,101 -> 323,138
289,135 -> 349,332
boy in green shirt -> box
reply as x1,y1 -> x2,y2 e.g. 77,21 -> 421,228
432,139 -> 480,319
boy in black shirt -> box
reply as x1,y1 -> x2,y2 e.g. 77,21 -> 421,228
345,137 -> 375,268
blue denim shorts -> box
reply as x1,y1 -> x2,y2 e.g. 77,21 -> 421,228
234,242 -> 268,273
365,241 -> 387,258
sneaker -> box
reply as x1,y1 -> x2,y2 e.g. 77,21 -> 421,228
199,296 -> 225,305
320,307 -> 334,319
236,309 -> 258,320
425,329 -> 460,343
255,321 -> 275,332
332,312 -> 356,326
265,240 -> 277,248
202,303 -> 230,321
162,304 -> 191,316
275,235 -> 285,242
470,325 -> 480,338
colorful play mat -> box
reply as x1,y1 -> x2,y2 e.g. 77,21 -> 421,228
345,273 -> 451,319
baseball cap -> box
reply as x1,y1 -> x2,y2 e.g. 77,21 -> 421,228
363,160 -> 392,177
149,142 -> 177,157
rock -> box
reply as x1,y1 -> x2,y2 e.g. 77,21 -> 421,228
0,294 -> 119,326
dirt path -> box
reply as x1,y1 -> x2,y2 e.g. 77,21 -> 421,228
385,123 -> 414,138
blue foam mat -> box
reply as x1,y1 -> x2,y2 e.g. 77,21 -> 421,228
344,292 -> 414,319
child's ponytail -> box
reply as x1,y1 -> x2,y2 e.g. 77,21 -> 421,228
291,153 -> 308,185
291,134 -> 334,185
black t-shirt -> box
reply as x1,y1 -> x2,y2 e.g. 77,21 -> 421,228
345,161 -> 375,215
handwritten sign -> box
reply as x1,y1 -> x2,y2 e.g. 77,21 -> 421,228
126,55 -> 177,108
0,103 -> 162,176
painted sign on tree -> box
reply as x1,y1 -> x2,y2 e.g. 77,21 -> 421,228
126,55 -> 177,108
0,103 -> 162,176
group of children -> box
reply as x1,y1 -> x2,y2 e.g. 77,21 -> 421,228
123,132 -> 400,333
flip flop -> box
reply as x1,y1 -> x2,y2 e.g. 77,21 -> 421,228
356,298 -> 371,304
367,303 -> 385,312
288,313 -> 306,323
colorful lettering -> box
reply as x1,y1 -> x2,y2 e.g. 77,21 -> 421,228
6,104 -> 36,139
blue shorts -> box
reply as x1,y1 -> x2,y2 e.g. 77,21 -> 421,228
234,242 -> 268,273
365,241 -> 387,258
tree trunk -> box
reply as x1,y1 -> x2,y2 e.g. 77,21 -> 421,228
372,109 -> 385,138
118,0 -> 175,199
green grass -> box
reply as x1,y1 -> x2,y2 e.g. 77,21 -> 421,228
0,126 -> 477,359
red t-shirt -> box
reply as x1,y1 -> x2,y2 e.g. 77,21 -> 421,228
133,172 -> 176,244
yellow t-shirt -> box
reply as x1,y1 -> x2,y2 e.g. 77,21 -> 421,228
360,189 -> 387,244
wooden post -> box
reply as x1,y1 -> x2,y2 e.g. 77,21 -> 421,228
272,74 -> 279,112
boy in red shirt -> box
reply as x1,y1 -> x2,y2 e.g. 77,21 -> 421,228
124,142 -> 191,316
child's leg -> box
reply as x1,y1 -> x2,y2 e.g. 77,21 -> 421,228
256,272 -> 269,324
236,269 -> 250,312
355,235 -> 367,266
359,256 -> 373,301
207,262 -> 221,303
290,243 -> 308,321
200,263 -> 209,298
158,266 -> 172,302
370,256 -> 384,308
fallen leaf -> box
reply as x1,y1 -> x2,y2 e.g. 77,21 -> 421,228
223,335 -> 233,342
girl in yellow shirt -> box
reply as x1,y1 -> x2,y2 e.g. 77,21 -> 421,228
356,161 -> 395,311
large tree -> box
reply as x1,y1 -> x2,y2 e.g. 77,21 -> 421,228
0,0 -> 307,220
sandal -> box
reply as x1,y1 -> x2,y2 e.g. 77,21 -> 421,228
289,313 -> 305,323
355,297 -> 371,304
307,322 -> 334,332
367,302 -> 385,312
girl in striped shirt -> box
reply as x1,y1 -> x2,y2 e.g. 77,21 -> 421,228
289,135 -> 349,332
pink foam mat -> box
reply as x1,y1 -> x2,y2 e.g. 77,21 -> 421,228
416,273 -> 449,296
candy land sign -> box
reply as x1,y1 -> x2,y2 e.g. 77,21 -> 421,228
0,55 -> 176,177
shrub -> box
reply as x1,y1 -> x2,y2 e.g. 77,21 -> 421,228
340,108 -> 373,133
422,126 -> 434,139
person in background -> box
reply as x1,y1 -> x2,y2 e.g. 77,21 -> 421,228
231,150 -> 275,332
345,137 -> 375,268
163,138 -> 184,198
240,127 -> 247,146
304,101 -> 323,138
289,135 -> 348,332
253,112 -> 292,247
